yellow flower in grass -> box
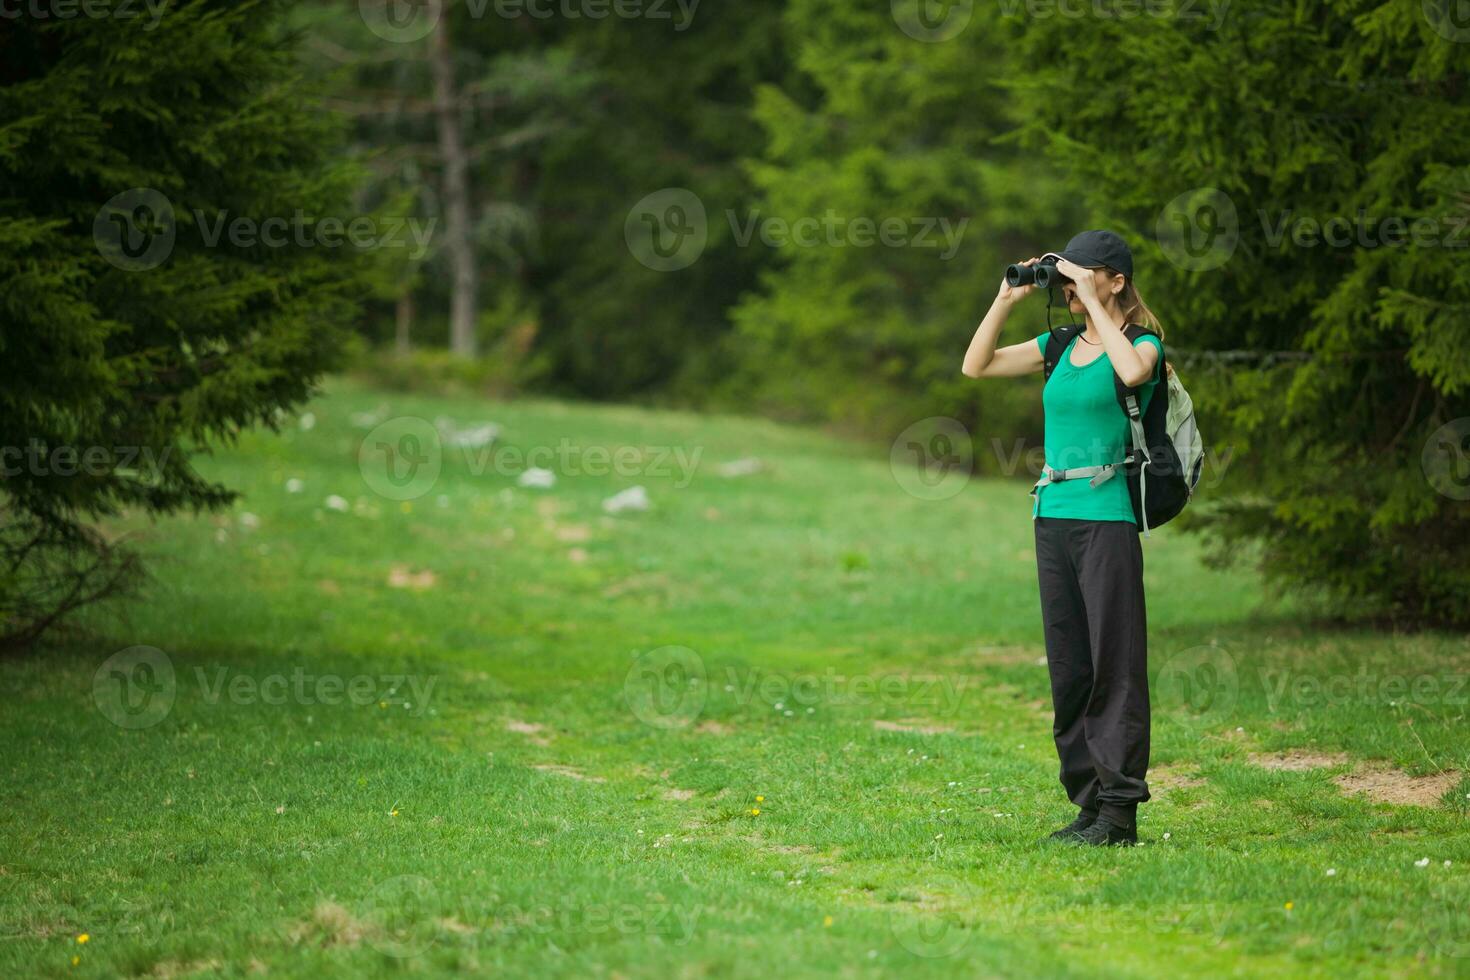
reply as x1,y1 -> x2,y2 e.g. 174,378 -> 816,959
1284,902 -> 1294,911
823,915 -> 834,927
755,796 -> 764,803
76,934 -> 89,944
749,808 -> 761,816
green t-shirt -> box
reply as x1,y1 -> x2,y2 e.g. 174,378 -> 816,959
1031,330 -> 1164,524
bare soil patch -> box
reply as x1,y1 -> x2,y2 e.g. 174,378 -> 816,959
1249,751 -> 1351,771
505,719 -> 551,746
874,719 -> 953,735
531,764 -> 605,783
1150,764 -> 1208,792
287,902 -> 367,948
1335,767 -> 1461,807
387,565 -> 437,590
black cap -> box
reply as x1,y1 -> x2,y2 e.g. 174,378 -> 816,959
1048,229 -> 1134,280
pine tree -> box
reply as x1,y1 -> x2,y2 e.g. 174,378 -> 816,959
0,0 -> 364,644
1008,0 -> 1470,624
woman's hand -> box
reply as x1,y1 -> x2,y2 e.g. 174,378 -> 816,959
998,257 -> 1041,305
1053,258 -> 1097,301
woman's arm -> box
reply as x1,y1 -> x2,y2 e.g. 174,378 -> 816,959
1053,258 -> 1159,387
961,260 -> 1046,378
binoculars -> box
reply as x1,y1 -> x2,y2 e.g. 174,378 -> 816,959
1005,260 -> 1069,289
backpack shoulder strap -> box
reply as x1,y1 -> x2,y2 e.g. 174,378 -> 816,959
1042,323 -> 1082,382
1112,324 -> 1165,414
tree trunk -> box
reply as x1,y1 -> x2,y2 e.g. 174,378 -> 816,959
395,289 -> 414,355
427,0 -> 477,358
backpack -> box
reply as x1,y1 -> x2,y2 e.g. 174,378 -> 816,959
1041,323 -> 1204,536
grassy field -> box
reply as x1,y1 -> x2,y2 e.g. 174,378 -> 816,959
2,377 -> 1468,978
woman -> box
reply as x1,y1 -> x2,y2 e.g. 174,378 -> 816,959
960,230 -> 1162,847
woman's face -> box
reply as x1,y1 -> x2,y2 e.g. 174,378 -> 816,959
1061,268 -> 1122,313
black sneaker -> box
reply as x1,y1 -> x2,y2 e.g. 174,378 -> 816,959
1045,811 -> 1097,842
1073,817 -> 1138,847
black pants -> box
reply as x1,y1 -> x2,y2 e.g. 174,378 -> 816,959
1033,517 -> 1150,826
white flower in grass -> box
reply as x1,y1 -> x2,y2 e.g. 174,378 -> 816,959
1415,858 -> 1430,868
518,467 -> 555,489
238,512 -> 260,530
1326,868 -> 1336,877
1163,833 -> 1171,840
603,485 -> 650,514
325,495 -> 349,512
285,478 -> 304,493
299,412 -> 316,431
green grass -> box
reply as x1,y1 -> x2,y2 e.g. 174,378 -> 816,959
3,377 -> 1468,978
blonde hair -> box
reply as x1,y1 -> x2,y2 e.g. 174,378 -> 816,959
1109,271 -> 1171,376
1117,277 -> 1163,337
